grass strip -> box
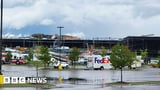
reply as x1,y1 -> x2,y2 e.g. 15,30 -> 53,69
0,84 -> 33,87
129,81 -> 160,85
0,83 -> 55,88
107,81 -> 160,86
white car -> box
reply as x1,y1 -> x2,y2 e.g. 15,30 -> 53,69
54,61 -> 69,69
78,57 -> 88,64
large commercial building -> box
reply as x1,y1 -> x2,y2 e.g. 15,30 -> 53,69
2,36 -> 160,57
122,36 -> 160,57
2,38 -> 119,50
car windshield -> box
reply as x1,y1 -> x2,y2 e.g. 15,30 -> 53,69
61,62 -> 67,64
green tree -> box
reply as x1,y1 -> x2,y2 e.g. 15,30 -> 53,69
6,51 -> 12,61
127,51 -> 137,69
157,50 -> 160,68
27,48 -> 34,61
140,49 -> 148,59
110,44 -> 136,83
158,50 -> 160,57
37,46 -> 51,67
140,49 -> 148,64
100,46 -> 107,57
157,60 -> 160,68
69,47 -> 80,68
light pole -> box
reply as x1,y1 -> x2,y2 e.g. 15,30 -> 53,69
57,26 -> 64,42
0,0 -> 3,75
57,26 -> 64,70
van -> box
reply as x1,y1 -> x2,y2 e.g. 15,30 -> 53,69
87,55 -> 112,70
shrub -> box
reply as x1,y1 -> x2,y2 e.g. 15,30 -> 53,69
150,64 -> 158,68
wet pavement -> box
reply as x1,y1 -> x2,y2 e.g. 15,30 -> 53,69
1,65 -> 160,90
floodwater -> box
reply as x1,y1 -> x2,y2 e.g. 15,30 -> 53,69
1,65 -> 160,90
1,85 -> 160,90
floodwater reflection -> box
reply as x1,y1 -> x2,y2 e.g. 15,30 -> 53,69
2,65 -> 160,90
1,85 -> 160,90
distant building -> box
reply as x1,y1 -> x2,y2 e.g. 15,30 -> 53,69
62,35 -> 80,40
31,34 -> 80,40
122,36 -> 160,57
31,34 -> 53,39
5,35 -> 160,57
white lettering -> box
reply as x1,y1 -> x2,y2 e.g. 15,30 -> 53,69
27,77 -> 33,83
42,78 -> 47,83
4,77 -> 47,84
11,77 -> 18,84
19,77 -> 26,84
32,78 -> 36,83
26,77 -> 47,83
37,78 -> 43,83
4,77 -> 10,84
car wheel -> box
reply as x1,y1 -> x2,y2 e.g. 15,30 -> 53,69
100,66 -> 104,70
66,65 -> 69,69
2,61 -> 5,64
54,66 -> 57,69
16,61 -> 20,65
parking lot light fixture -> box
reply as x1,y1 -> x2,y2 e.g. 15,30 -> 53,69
57,26 -> 64,70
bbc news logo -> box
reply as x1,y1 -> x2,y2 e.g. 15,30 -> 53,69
2,77 -> 47,84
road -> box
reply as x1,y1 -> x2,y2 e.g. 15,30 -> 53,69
1,65 -> 160,90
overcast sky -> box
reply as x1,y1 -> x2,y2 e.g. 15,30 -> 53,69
2,0 -> 160,39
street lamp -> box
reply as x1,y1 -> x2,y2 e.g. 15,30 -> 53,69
0,0 -> 3,75
57,26 -> 64,42
57,26 -> 64,70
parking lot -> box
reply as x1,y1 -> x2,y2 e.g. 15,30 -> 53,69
1,64 -> 160,90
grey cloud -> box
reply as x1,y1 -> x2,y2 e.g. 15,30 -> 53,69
3,0 -> 160,38
97,0 -> 136,6
4,0 -> 36,8
133,6 -> 160,19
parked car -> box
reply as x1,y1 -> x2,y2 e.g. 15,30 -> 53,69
54,61 -> 69,69
2,53 -> 10,64
78,56 -> 88,64
1,59 -> 10,64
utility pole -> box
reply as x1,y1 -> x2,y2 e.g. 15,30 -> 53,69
57,26 -> 64,70
0,0 -> 3,75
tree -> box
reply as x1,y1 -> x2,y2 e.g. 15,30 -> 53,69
100,46 -> 107,57
158,50 -> 160,57
110,44 -> 136,83
140,49 -> 148,59
69,47 -> 80,68
6,51 -> 12,61
127,51 -> 137,69
157,60 -> 160,68
27,48 -> 34,61
157,50 -> 160,68
140,49 -> 148,64
37,46 -> 51,67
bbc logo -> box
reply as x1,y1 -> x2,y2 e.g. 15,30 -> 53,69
4,77 -> 26,84
3,77 -> 47,84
